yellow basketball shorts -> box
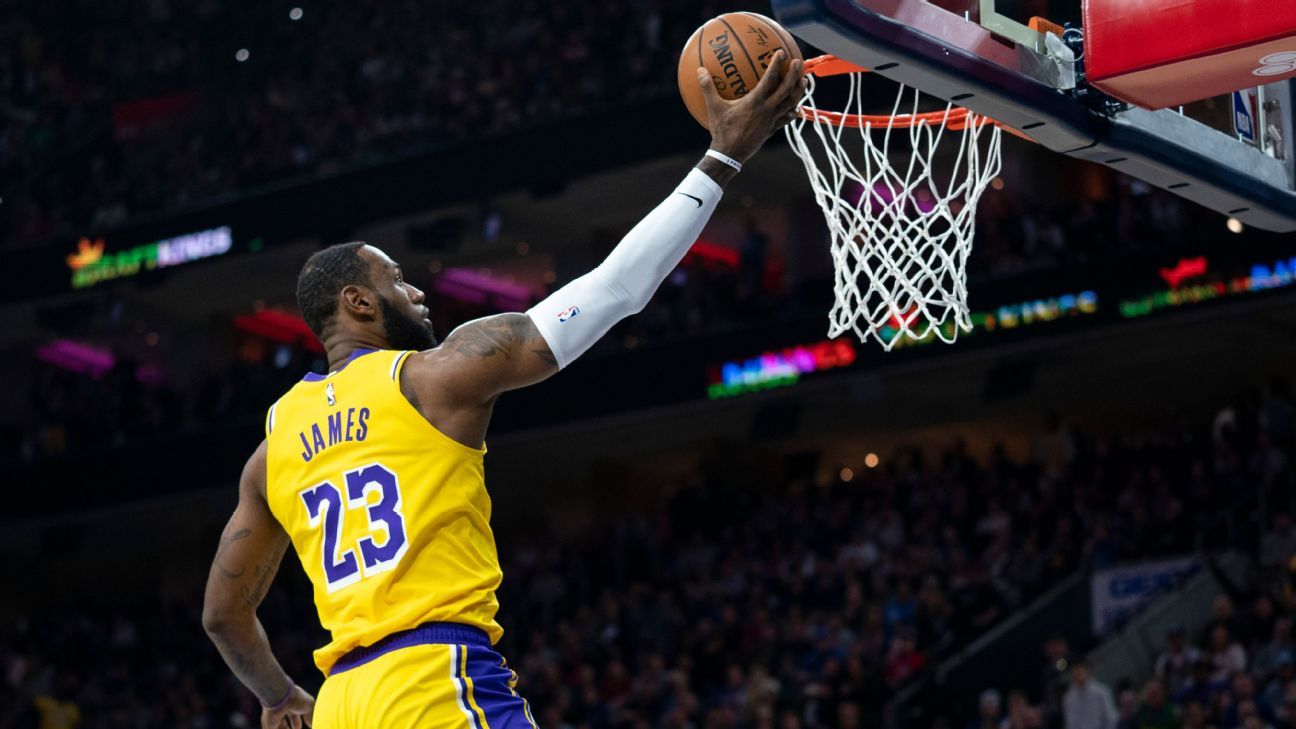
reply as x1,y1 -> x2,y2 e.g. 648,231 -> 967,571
314,623 -> 538,729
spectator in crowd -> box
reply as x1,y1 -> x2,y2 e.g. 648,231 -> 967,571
1044,637 -> 1076,724
1260,653 -> 1294,712
1158,627 -> 1203,691
1175,659 -> 1223,708
1182,700 -> 1216,729
1209,627 -> 1250,683
1005,689 -> 1046,729
885,629 -> 927,689
1262,515 -> 1296,576
1205,598 -> 1245,650
1223,673 -> 1273,729
1064,662 -> 1119,729
1248,599 -> 1280,654
1120,684 -> 1142,729
970,689 -> 1004,729
1134,678 -> 1181,729
1276,681 -> 1296,729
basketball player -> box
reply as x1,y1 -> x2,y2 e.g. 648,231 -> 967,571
202,52 -> 806,728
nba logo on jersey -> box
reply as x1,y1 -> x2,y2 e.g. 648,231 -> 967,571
557,305 -> 580,323
326,382 -> 336,406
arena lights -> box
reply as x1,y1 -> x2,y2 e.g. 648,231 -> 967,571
433,268 -> 536,311
234,309 -> 325,354
706,339 -> 857,399
1120,254 -> 1296,318
884,291 -> 1100,350
35,339 -> 162,383
1158,257 -> 1208,288
705,291 -> 1099,397
66,226 -> 234,289
682,239 -> 739,268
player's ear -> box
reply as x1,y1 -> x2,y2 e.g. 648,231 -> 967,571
339,284 -> 377,321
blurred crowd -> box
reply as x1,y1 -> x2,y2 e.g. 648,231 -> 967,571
961,394 -> 1296,729
971,547 -> 1296,729
1,0 -> 741,248
971,177 -> 1205,281
8,344 -> 314,462
2,0 -> 1218,264
4,388 -> 1294,728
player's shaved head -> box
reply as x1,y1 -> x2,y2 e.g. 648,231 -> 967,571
296,241 -> 374,338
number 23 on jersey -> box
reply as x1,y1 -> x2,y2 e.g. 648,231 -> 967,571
300,462 -> 408,592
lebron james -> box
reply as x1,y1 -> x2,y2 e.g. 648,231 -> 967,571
203,53 -> 806,728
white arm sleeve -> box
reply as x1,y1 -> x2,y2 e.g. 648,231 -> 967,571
526,167 -> 723,369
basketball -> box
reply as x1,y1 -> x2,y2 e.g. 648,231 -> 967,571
677,12 -> 804,129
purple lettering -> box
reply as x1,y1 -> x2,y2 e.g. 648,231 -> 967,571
356,408 -> 370,441
327,412 -> 343,446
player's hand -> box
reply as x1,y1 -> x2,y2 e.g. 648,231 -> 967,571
262,686 -> 315,729
697,48 -> 807,163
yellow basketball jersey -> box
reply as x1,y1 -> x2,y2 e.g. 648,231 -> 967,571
263,348 -> 503,675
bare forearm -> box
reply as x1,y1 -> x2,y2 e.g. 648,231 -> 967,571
203,479 -> 296,707
206,616 -> 294,705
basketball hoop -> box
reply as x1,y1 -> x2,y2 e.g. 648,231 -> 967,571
786,55 -> 1007,350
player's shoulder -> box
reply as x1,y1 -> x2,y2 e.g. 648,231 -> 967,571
396,345 -> 491,414
239,439 -> 270,498
398,344 -> 463,382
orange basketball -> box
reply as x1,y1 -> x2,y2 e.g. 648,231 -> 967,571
677,12 -> 804,130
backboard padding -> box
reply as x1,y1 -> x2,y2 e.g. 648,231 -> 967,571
773,0 -> 1296,231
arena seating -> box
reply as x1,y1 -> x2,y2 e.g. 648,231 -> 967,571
3,394 -> 1291,728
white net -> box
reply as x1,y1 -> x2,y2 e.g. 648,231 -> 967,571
785,69 -> 1003,350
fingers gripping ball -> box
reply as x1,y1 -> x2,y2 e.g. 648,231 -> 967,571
677,12 -> 804,129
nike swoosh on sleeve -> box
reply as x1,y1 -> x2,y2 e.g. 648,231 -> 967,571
675,192 -> 703,208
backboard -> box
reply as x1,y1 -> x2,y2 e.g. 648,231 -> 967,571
772,0 -> 1296,232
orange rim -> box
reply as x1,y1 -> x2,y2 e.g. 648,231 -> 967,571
798,106 -> 986,131
804,55 -> 870,78
798,54 -> 1033,140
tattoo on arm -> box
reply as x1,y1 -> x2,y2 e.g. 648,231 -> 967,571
241,540 -> 288,608
204,442 -> 297,706
215,526 -> 251,579
443,315 -> 535,360
427,314 -> 559,401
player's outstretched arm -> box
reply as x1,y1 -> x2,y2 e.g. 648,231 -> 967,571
202,442 -> 315,729
409,50 -> 806,409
